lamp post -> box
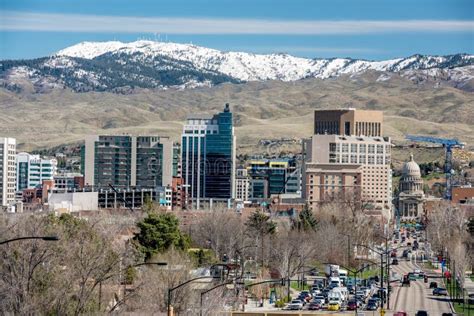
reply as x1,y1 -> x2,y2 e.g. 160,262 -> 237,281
342,233 -> 352,266
104,261 -> 168,312
0,235 -> 59,245
356,244 -> 386,308
167,275 -> 221,316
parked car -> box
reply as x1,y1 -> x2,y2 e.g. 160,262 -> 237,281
394,312 -> 408,316
415,311 -> 428,316
391,251 -> 397,257
429,281 -> 438,289
402,249 -> 410,258
441,313 -> 454,316
433,288 -> 448,296
392,258 -> 399,265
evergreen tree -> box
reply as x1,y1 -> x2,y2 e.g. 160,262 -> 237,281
133,212 -> 190,260
292,204 -> 318,232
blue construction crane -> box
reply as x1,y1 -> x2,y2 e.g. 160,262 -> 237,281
405,135 -> 464,200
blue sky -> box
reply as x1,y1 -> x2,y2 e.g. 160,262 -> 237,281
1,0 -> 473,60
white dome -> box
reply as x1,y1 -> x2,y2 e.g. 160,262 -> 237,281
402,154 -> 421,177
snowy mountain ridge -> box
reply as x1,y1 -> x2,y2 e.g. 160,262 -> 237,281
56,40 -> 474,82
1,40 -> 473,93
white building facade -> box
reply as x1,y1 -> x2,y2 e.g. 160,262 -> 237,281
0,138 -> 17,208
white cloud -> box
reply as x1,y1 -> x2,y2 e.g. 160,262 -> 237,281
1,11 -> 473,34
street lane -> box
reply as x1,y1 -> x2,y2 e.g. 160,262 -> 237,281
388,252 -> 452,315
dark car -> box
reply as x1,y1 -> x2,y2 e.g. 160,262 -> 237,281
308,302 -> 321,310
346,300 -> 357,310
366,300 -> 378,311
415,311 -> 428,316
441,313 -> 453,316
402,278 -> 410,287
392,258 -> 399,265
407,242 -> 412,246
402,250 -> 410,258
433,287 -> 448,296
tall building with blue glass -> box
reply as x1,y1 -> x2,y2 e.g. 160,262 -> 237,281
181,104 -> 236,205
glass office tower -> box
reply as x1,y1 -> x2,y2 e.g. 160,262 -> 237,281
181,104 -> 236,201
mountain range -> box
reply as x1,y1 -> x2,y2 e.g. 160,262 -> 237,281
1,40 -> 473,93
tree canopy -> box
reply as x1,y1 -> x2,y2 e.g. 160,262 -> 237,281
134,212 -> 189,260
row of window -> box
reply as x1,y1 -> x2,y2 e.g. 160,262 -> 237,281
329,143 -> 390,154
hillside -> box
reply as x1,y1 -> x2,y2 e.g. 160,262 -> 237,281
1,72 -> 472,153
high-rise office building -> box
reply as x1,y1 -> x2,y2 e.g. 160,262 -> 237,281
0,138 -> 16,208
181,104 -> 236,203
304,134 -> 392,212
314,108 -> 383,137
247,158 -> 301,199
83,135 -> 172,189
16,152 -> 57,191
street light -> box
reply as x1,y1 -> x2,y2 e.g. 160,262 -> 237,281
0,235 -> 59,245
167,275 -> 221,316
356,244 -> 386,309
106,261 -> 168,312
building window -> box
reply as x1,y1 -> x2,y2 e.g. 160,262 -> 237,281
351,155 -> 357,163
351,144 -> 357,153
368,155 -> 375,164
360,144 -> 366,153
368,145 -> 375,154
376,156 -> 384,165
342,155 -> 349,163
359,155 -> 366,164
329,143 -> 337,152
377,145 -> 384,154
342,144 -> 349,153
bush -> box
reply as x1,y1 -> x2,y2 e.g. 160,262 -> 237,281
274,300 -> 286,308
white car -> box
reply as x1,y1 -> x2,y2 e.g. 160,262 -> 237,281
287,300 -> 303,310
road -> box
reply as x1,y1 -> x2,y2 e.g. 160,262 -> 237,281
387,251 -> 453,315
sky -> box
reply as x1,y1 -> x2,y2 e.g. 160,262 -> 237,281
1,0 -> 473,60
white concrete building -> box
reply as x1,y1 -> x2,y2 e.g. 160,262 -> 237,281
0,138 -> 16,209
235,167 -> 250,201
305,134 -> 392,214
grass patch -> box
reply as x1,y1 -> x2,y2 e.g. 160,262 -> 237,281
444,277 -> 474,314
359,268 -> 381,279
290,281 -> 310,291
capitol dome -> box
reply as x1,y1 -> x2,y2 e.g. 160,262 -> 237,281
399,154 -> 423,193
402,154 -> 421,177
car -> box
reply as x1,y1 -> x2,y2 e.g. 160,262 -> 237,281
394,312 -> 408,316
287,300 -> 303,310
307,302 -> 321,310
407,242 -> 412,246
392,258 -> 399,265
371,297 -> 382,307
415,311 -> 428,316
441,313 -> 454,316
327,302 -> 340,311
433,287 -> 448,296
391,251 -> 397,257
347,300 -> 357,310
366,300 -> 378,310
402,249 -> 410,258
402,278 -> 411,287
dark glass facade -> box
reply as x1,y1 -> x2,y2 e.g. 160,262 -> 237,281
181,104 -> 234,199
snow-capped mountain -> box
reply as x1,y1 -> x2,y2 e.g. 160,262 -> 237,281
1,40 -> 473,93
